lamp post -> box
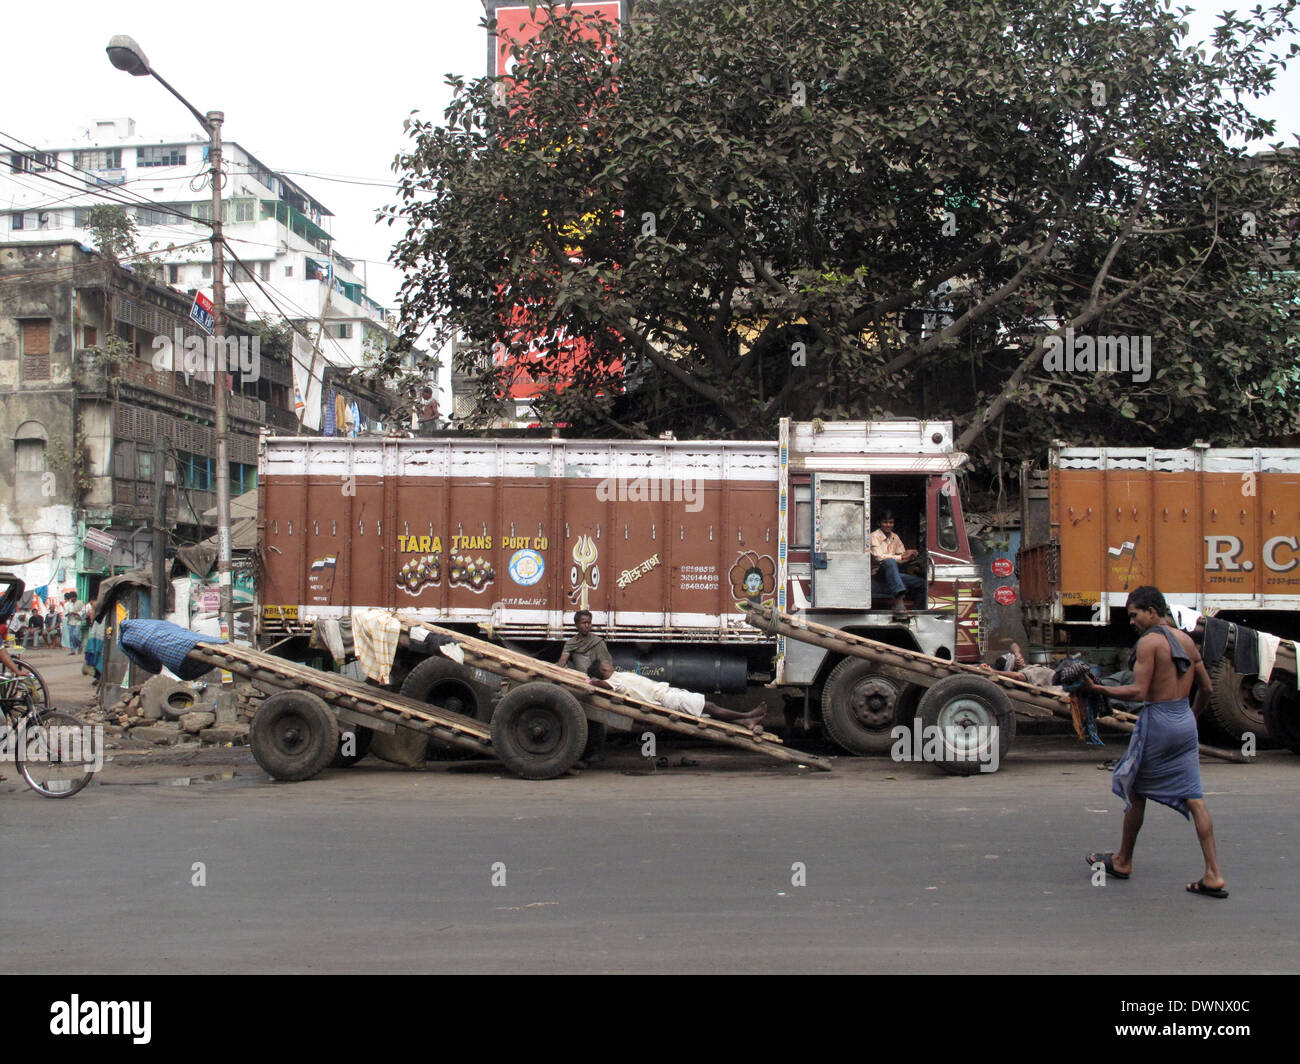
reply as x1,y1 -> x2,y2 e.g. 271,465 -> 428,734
107,35 -> 234,640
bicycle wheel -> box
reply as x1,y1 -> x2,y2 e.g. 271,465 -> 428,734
17,709 -> 98,798
2,658 -> 49,709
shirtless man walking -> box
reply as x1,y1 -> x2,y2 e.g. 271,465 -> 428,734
1083,585 -> 1228,898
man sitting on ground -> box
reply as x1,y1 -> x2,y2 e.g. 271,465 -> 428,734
587,660 -> 766,733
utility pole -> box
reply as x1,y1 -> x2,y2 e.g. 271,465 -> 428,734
108,34 -> 235,642
151,440 -> 168,620
208,111 -> 234,641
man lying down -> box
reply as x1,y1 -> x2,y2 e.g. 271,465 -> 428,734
586,659 -> 767,734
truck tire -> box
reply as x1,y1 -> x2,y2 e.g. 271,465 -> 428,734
330,725 -> 374,768
401,655 -> 495,759
1206,660 -> 1271,744
490,682 -> 588,780
250,690 -> 340,782
916,674 -> 1015,776
821,658 -> 909,755
1262,682 -> 1300,755
401,656 -> 492,720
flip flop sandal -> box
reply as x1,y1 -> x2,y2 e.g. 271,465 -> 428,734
1085,852 -> 1130,879
1186,878 -> 1229,899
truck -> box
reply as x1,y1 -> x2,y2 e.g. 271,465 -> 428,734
256,419 -> 984,757
1018,442 -> 1300,742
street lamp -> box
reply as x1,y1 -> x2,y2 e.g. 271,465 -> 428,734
107,35 -> 234,641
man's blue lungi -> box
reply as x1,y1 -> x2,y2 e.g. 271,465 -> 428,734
1111,696 -> 1202,819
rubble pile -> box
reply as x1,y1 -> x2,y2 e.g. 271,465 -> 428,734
96,674 -> 265,747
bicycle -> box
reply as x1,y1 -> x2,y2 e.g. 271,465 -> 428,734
0,653 -> 50,709
0,672 -> 97,797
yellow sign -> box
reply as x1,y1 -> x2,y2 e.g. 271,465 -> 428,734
262,605 -> 299,620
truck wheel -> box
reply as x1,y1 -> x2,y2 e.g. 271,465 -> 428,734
1206,660 -> 1271,744
821,658 -> 908,755
330,725 -> 374,768
401,656 -> 492,720
916,674 -> 1015,776
490,682 -> 588,780
401,656 -> 495,759
1262,682 -> 1300,755
251,690 -> 340,782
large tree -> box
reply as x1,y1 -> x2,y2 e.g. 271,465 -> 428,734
387,0 -> 1300,470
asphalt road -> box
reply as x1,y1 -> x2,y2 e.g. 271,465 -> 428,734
1,734 -> 1296,974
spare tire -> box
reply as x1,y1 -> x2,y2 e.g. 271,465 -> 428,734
490,682 -> 587,780
250,690 -> 339,781
916,673 -> 1015,776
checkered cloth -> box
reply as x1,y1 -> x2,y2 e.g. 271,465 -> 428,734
119,619 -> 226,680
352,609 -> 401,684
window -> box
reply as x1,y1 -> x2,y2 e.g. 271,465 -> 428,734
137,145 -> 187,167
167,265 -> 180,284
201,263 -> 212,279
259,261 -> 271,281
9,152 -> 56,173
794,483 -> 812,547
35,211 -> 58,230
284,265 -> 293,277
134,206 -> 176,226
20,320 -> 51,381
10,212 -> 23,231
74,148 -> 122,171
83,326 -> 98,348
330,323 -> 353,339
138,450 -> 153,482
937,487 -> 960,551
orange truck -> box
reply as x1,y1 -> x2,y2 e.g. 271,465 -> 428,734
1019,443 -> 1300,740
256,419 -> 983,755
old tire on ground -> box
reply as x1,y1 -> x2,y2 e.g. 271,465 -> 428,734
250,690 -> 340,781
821,657 -> 909,755
490,682 -> 588,780
400,655 -> 495,759
141,675 -> 197,721
916,673 -> 1015,776
1206,660 -> 1271,744
1262,681 -> 1300,755
329,724 -> 374,768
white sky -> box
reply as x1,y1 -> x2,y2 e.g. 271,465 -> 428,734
3,0 -> 1297,316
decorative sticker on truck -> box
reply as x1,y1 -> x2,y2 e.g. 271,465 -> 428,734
1107,538 -> 1143,589
307,555 -> 336,603
508,549 -> 545,586
729,551 -> 776,608
569,535 -> 599,609
397,550 -> 497,594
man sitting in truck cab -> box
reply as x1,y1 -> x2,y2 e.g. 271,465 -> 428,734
870,511 -> 925,613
